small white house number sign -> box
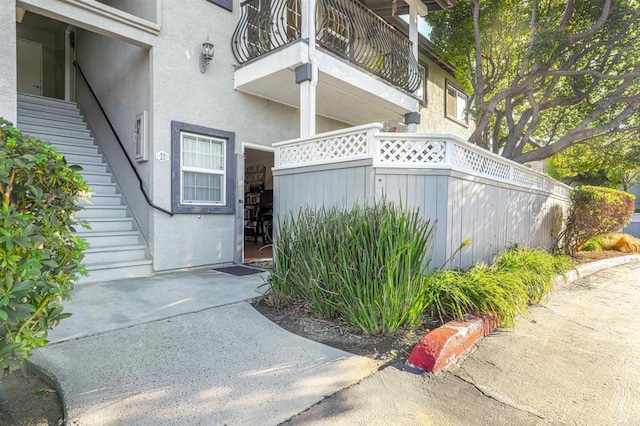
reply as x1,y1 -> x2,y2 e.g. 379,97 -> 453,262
156,151 -> 170,163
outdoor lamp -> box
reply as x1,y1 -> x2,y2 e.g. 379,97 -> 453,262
200,35 -> 215,73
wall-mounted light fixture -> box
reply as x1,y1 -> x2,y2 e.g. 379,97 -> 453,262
200,35 -> 215,73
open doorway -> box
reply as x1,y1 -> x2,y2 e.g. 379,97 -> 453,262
243,144 -> 274,262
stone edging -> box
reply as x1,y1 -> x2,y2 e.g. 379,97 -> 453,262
405,254 -> 640,373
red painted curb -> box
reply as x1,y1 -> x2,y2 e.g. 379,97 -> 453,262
405,314 -> 499,373
405,255 -> 640,373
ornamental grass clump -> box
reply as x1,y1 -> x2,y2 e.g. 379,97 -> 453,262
424,246 -> 574,328
269,201 -> 436,334
493,246 -> 574,304
0,118 -> 89,369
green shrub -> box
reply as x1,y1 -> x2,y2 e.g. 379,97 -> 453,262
0,118 -> 89,370
425,247 -> 574,328
581,236 -> 604,252
494,246 -> 574,303
558,185 -> 635,254
270,201 -> 436,334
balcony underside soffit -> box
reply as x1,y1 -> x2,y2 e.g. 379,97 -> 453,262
359,0 -> 458,18
234,45 -> 419,126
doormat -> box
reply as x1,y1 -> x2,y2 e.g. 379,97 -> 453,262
213,266 -> 264,276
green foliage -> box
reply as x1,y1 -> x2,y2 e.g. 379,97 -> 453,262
427,0 -> 640,163
558,185 -> 635,254
269,201 -> 436,334
581,236 -> 604,252
0,118 -> 89,370
548,138 -> 640,191
425,247 -> 574,328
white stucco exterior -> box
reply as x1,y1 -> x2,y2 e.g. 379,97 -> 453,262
3,0 -> 476,274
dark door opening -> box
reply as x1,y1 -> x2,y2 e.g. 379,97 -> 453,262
243,146 -> 274,262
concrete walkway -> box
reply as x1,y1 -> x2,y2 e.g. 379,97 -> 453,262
30,270 -> 378,425
287,261 -> 640,425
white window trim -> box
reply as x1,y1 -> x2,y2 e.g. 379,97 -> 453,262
445,81 -> 469,126
179,131 -> 227,207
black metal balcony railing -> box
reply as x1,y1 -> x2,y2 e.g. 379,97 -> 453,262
231,0 -> 422,94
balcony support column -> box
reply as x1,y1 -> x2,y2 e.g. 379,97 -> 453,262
299,0 -> 318,138
297,62 -> 317,138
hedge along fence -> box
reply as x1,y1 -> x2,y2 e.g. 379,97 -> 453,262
270,201 -> 437,334
0,119 -> 89,369
558,185 -> 635,254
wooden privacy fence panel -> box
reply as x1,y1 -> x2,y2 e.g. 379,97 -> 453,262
273,124 -> 572,268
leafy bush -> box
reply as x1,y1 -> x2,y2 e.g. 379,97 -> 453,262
558,185 -> 635,254
424,247 -> 574,328
0,118 -> 88,369
581,236 -> 604,252
270,201 -> 436,334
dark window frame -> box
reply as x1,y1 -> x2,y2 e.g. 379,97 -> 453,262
171,121 -> 236,214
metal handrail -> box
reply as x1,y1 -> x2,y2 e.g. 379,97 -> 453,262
231,0 -> 421,93
232,0 -> 302,63
73,61 -> 173,216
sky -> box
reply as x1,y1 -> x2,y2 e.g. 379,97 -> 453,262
400,14 -> 432,38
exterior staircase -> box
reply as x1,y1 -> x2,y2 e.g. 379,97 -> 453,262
16,93 -> 153,284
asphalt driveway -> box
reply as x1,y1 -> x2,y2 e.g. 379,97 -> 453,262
287,261 -> 640,425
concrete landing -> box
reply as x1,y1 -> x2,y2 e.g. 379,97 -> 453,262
31,303 -> 378,425
47,268 -> 269,343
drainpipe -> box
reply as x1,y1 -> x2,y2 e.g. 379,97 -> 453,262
299,0 -> 318,138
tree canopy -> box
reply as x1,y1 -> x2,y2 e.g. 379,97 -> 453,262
427,0 -> 640,163
548,133 -> 640,190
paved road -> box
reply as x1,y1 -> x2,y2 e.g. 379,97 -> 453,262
287,262 -> 640,425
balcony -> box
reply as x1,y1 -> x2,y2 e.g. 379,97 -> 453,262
231,0 -> 421,126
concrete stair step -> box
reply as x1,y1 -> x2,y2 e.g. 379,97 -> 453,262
76,205 -> 128,219
17,114 -> 88,131
83,244 -> 148,264
79,230 -> 141,248
21,131 -> 96,146
84,217 -> 134,232
87,182 -> 118,195
74,161 -> 108,174
17,93 -> 79,109
79,171 -> 113,184
80,259 -> 153,284
82,193 -> 123,207
48,140 -> 99,155
58,151 -> 103,164
17,101 -> 80,118
20,123 -> 91,139
17,105 -> 82,121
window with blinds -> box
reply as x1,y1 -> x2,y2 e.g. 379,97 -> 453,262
180,132 -> 226,205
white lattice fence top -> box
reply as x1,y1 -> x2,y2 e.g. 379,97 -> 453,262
631,213 -> 640,222
452,145 -> 511,180
513,168 -> 546,189
377,139 -> 446,164
278,131 -> 370,166
274,124 -> 571,198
